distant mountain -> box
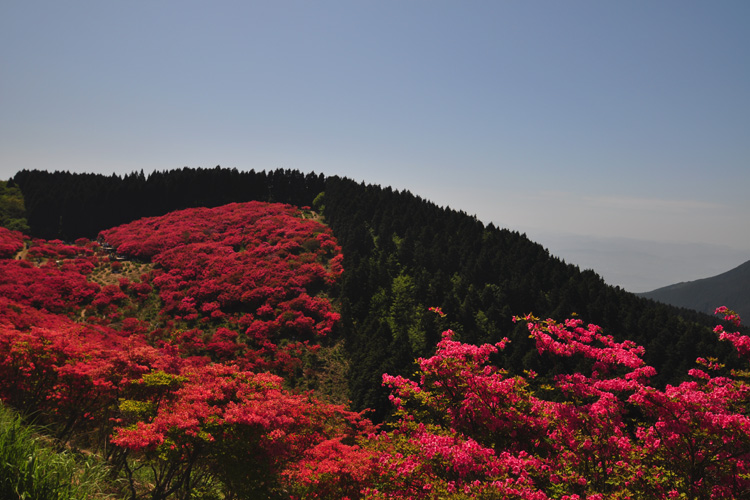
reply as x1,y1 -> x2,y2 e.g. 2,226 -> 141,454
639,260 -> 750,321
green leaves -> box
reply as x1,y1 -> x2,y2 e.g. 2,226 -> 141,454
0,402 -> 111,500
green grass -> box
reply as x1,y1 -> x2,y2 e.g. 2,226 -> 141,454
0,402 -> 118,500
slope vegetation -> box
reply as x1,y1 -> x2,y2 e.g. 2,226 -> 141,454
12,167 -> 746,419
0,203 -> 366,498
2,202 -> 750,498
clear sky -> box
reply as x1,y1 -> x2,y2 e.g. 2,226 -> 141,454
2,1 -> 748,292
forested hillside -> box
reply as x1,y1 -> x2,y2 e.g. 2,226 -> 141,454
2,168 -> 750,498
11,167 -> 744,418
12,168 -> 324,241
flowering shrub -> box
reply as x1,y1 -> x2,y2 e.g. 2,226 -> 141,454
100,202 -> 344,372
277,307 -> 750,499
0,296 -> 157,442
343,308 -> 750,499
0,201 -> 362,498
0,260 -> 100,313
0,226 -> 24,258
112,364 -> 373,498
25,238 -> 91,261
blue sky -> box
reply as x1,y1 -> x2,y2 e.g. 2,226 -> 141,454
2,1 -> 748,292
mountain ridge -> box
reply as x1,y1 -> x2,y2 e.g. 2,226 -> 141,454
639,259 -> 750,320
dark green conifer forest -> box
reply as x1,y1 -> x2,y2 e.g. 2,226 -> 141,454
10,167 -> 743,420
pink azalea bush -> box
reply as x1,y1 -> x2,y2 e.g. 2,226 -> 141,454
344,308 -> 750,499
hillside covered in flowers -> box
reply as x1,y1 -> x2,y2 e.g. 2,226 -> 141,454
0,202 -> 366,498
2,181 -> 750,499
